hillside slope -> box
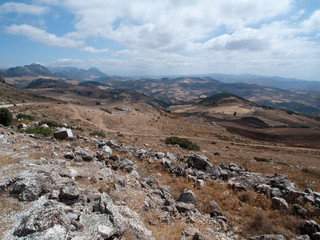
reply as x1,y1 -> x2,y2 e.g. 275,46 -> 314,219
169,93 -> 320,148
104,77 -> 320,117
0,81 -> 47,104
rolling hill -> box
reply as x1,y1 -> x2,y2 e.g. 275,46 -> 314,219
2,63 -> 320,117
104,76 -> 320,117
169,92 -> 320,148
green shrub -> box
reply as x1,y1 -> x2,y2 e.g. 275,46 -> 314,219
165,136 -> 200,151
276,162 -> 289,166
39,120 -> 63,128
24,127 -> 53,137
254,157 -> 271,162
0,108 -> 13,126
89,130 -> 106,138
302,168 -> 320,179
16,113 -> 35,121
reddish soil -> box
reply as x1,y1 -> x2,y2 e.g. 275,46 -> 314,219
218,121 -> 320,149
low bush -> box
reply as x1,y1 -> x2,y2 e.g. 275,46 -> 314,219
23,127 -> 53,137
39,120 -> 63,128
16,113 -> 35,121
302,168 -> 320,179
165,136 -> 200,151
254,157 -> 271,162
0,108 -> 13,126
89,130 -> 106,138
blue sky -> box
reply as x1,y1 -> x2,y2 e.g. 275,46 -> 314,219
0,0 -> 320,80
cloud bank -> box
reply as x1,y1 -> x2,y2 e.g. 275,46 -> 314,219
1,0 -> 320,79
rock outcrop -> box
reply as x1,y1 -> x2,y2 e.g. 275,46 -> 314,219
0,126 -> 319,240
54,128 -> 73,140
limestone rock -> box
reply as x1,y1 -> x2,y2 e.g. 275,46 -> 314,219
291,204 -> 308,218
301,220 -> 320,239
187,154 -> 212,171
249,234 -> 286,240
97,225 -> 116,239
176,202 -> 196,213
54,128 -> 73,140
181,226 -> 203,240
10,170 -> 61,201
18,123 -> 27,130
101,145 -> 112,155
228,172 -> 264,191
291,235 -> 311,240
255,184 -> 272,196
272,197 -> 289,213
177,189 -> 197,205
59,180 -> 79,202
14,200 -> 71,237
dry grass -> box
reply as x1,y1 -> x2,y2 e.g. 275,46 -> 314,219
134,158 -> 310,239
0,155 -> 21,168
141,211 -> 186,240
0,192 -> 24,238
4,100 -> 320,239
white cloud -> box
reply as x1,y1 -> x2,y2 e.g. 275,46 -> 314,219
58,0 -> 293,52
302,10 -> 320,32
204,28 -> 270,52
5,24 -> 84,48
81,46 -> 109,53
2,0 -> 320,80
0,2 -> 48,15
32,0 -> 61,5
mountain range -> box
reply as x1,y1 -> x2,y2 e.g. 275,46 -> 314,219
1,63 -> 320,117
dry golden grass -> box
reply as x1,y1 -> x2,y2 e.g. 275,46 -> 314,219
0,192 -> 24,238
6,100 -> 320,239
0,155 -> 21,168
141,211 -> 186,240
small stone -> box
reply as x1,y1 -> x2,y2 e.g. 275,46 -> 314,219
101,145 -> 112,155
272,197 -> 289,213
291,235 -> 311,240
249,234 -> 286,240
18,123 -> 27,130
176,202 -> 196,213
59,181 -> 79,201
97,225 -> 115,239
291,204 -> 308,218
194,179 -> 204,188
54,128 -> 73,140
178,189 -> 197,205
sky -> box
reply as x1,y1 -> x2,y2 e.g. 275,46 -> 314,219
0,0 -> 320,80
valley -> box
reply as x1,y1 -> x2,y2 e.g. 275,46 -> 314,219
0,65 -> 320,239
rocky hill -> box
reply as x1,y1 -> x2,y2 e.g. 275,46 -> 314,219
0,119 -> 320,239
0,81 -> 48,105
49,67 -> 108,80
104,77 -> 320,117
0,90 -> 319,240
169,92 -> 320,149
0,63 -> 53,78
2,63 -> 320,116
202,73 -> 320,94
25,78 -> 72,89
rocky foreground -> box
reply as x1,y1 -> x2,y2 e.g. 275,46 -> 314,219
0,125 -> 319,240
